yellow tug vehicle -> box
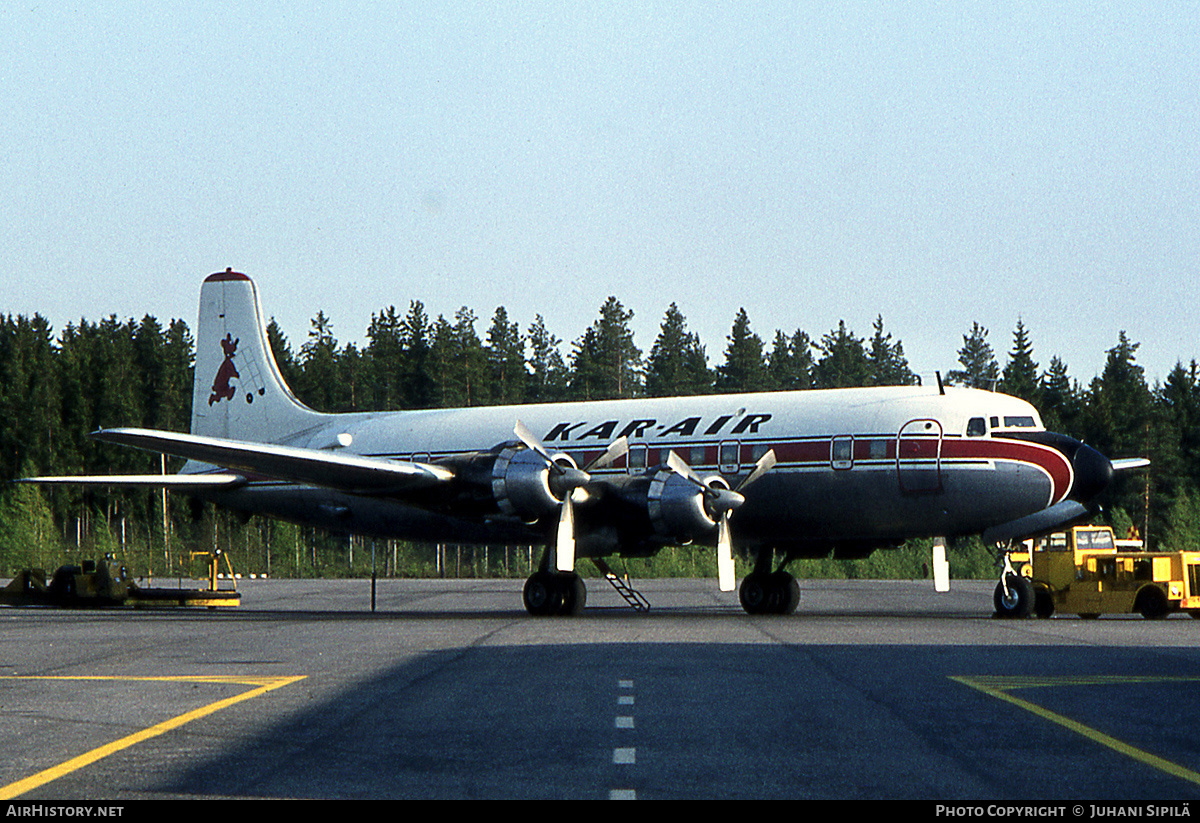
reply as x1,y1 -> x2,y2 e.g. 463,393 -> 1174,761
1,551 -> 239,609
998,525 -> 1200,619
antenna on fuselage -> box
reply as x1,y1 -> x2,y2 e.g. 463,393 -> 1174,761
935,371 -> 945,396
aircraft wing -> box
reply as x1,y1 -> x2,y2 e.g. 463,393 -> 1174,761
85,427 -> 455,495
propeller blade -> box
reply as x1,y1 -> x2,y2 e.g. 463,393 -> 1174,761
584,436 -> 629,471
666,449 -> 705,486
737,449 -> 776,491
716,515 -> 735,592
514,420 -> 560,471
554,494 -> 576,573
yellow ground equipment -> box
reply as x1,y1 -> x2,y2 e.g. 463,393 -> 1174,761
1,552 -> 239,609
998,525 -> 1200,619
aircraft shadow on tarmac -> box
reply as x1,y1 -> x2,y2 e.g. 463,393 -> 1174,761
156,643 -> 1200,800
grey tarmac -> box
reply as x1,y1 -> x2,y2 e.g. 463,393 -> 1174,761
2,577 -> 1199,800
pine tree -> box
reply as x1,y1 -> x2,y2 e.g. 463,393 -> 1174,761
399,301 -> 434,409
1083,332 -> 1153,537
1039,356 -> 1080,436
866,315 -> 915,387
486,306 -> 526,405
767,329 -> 814,390
645,303 -> 711,397
813,321 -> 870,389
715,308 -> 768,393
948,322 -> 999,389
297,311 -> 339,411
1001,318 -> 1040,404
267,318 -> 301,392
161,319 -> 194,433
569,297 -> 641,400
366,305 -> 404,410
526,315 -> 568,403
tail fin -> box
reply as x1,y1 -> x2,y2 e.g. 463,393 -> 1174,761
190,270 -> 325,443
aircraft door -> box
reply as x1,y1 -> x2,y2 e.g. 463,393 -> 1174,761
897,419 -> 943,494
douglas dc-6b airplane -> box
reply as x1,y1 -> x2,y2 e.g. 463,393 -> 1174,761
22,271 -> 1148,616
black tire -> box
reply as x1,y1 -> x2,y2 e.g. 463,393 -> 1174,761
993,574 -> 1034,618
1034,585 -> 1055,619
523,571 -> 560,616
771,572 -> 800,615
1135,586 -> 1170,620
560,573 -> 587,616
739,573 -> 769,614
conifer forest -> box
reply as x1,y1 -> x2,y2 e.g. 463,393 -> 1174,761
2,298 -> 1195,583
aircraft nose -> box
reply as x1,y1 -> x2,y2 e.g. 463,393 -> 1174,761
1069,442 -> 1114,503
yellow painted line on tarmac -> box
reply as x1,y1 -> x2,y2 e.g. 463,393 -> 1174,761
951,674 -> 1200,787
0,674 -> 306,799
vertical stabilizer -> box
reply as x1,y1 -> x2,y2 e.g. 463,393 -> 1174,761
190,270 -> 324,443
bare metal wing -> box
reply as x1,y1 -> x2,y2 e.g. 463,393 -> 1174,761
65,427 -> 455,495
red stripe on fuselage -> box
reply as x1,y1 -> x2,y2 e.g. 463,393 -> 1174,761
563,435 -> 1074,503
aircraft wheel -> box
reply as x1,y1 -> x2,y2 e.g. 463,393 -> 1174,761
739,573 -> 770,614
523,571 -> 561,616
993,574 -> 1034,618
771,572 -> 800,615
740,572 -> 798,615
560,573 -> 587,616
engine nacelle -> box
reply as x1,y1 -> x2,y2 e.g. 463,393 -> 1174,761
645,468 -> 727,543
490,445 -> 578,523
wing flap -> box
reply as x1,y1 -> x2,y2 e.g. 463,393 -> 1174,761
90,428 -> 454,494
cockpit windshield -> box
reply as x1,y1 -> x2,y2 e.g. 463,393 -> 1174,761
1002,415 -> 1036,428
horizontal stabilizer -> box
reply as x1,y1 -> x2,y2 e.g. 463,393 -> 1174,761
17,473 -> 245,489
981,500 -> 1091,545
1111,457 -> 1150,471
91,428 -> 454,494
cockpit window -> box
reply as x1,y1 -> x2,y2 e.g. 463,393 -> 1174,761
966,417 -> 987,437
1003,416 -> 1036,428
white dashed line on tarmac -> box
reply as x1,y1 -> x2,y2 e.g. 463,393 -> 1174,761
611,679 -> 637,799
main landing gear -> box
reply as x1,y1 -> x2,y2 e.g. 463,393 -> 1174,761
738,570 -> 800,615
738,548 -> 800,615
523,570 -> 587,616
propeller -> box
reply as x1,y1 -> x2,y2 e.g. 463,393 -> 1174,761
513,421 -> 628,573
665,447 -> 776,592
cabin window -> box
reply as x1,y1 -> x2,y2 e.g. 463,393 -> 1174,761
990,416 -> 1000,429
628,446 -> 647,473
690,445 -> 707,465
719,442 -> 740,472
966,417 -> 987,437
868,439 -> 887,460
831,436 -> 853,469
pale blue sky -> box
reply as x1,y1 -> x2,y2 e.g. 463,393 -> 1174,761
4,2 -> 1197,387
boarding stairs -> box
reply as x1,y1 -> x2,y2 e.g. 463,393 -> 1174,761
591,558 -> 651,613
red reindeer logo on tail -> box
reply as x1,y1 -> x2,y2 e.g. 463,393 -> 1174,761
209,334 -> 240,405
